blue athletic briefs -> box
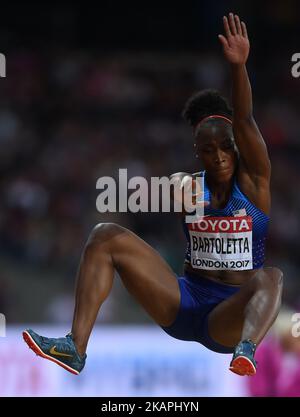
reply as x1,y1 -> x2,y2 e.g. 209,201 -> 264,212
161,270 -> 240,353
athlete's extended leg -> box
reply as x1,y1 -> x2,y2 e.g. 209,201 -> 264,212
207,267 -> 283,375
71,223 -> 180,355
24,223 -> 181,374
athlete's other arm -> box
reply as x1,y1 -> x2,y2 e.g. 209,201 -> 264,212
169,172 -> 192,214
169,172 -> 205,214
218,14 -> 271,211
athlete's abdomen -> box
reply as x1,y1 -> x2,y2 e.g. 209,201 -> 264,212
184,262 -> 260,286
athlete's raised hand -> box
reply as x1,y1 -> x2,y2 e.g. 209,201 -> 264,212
218,13 -> 249,65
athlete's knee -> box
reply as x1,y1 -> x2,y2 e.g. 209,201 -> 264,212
251,267 -> 283,293
264,267 -> 284,288
88,223 -> 127,246
255,268 -> 284,298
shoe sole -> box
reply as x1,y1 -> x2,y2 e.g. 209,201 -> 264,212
229,355 -> 256,376
22,330 -> 80,375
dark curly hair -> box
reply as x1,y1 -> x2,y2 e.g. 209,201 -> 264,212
182,89 -> 232,128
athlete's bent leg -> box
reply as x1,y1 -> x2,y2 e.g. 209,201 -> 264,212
208,267 -> 283,347
71,223 -> 180,356
207,267 -> 283,375
24,223 -> 180,373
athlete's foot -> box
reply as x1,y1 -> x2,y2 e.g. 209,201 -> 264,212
229,339 -> 257,376
23,329 -> 86,375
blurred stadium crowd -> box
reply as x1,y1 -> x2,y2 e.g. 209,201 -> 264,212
0,1 -> 300,324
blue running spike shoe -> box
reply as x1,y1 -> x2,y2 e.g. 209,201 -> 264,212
23,329 -> 86,375
229,339 -> 257,376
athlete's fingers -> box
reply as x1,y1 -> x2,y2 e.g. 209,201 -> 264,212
191,180 -> 209,206
191,178 -> 205,195
223,16 -> 232,38
191,196 -> 210,206
185,195 -> 209,214
180,176 -> 208,210
241,21 -> 248,39
180,176 -> 203,192
234,14 -> 242,35
180,175 -> 192,191
181,177 -> 207,194
218,34 -> 229,49
173,176 -> 201,210
228,13 -> 237,35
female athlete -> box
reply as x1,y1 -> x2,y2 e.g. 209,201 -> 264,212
23,13 -> 283,377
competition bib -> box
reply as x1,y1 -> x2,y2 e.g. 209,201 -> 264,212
188,216 -> 253,270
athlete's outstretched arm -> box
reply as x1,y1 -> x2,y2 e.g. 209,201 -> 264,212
218,13 -> 271,182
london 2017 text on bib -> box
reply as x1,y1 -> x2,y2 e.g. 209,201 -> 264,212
188,216 -> 253,270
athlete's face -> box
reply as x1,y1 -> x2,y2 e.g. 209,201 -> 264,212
195,121 -> 238,182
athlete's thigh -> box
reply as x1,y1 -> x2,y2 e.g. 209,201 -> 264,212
93,223 -> 181,327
